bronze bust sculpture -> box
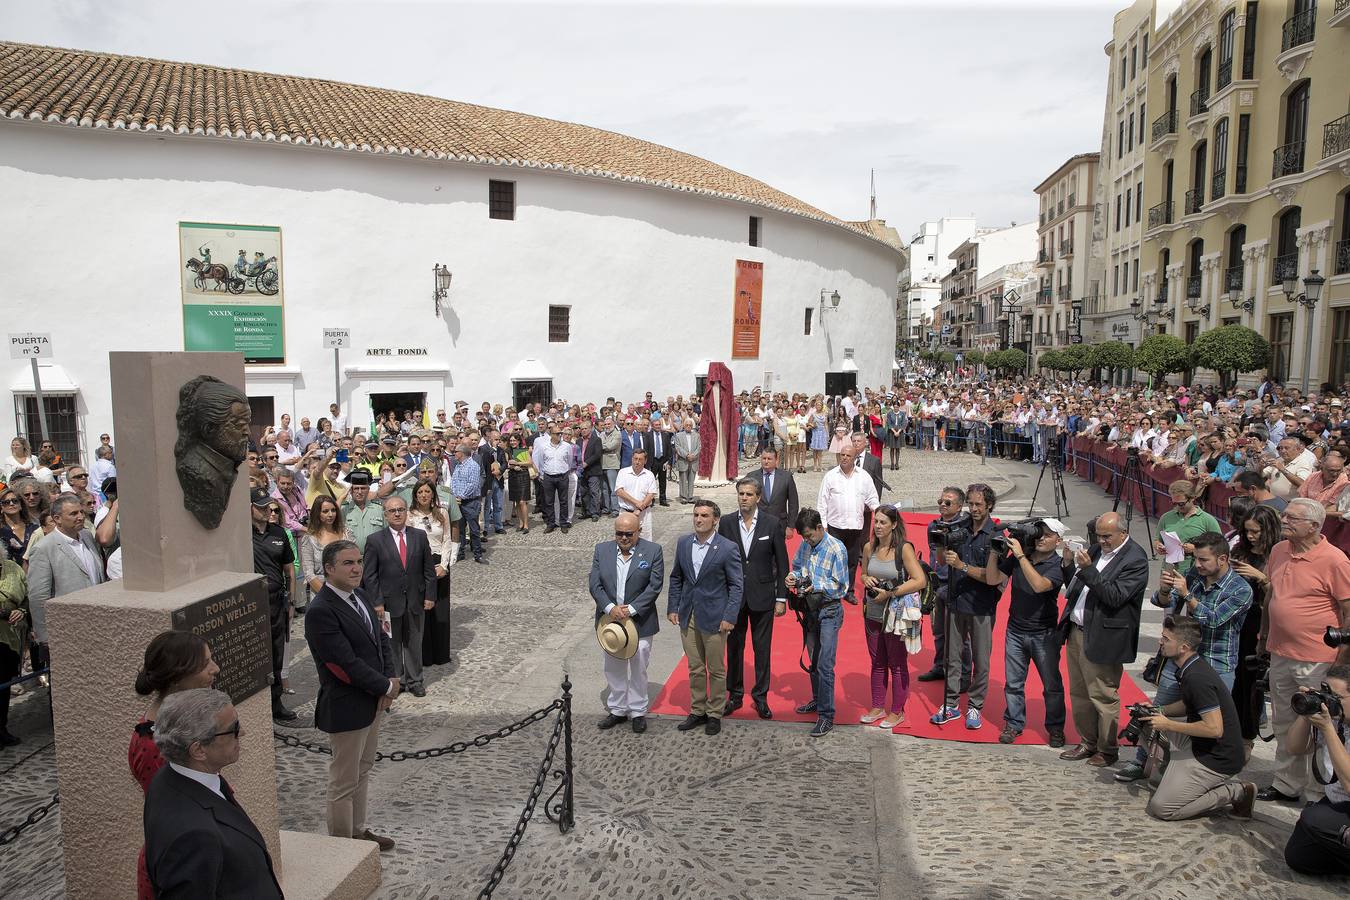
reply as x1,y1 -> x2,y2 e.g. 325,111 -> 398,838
175,375 -> 251,530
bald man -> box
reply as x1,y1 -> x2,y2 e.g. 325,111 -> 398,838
589,512 -> 665,733
1056,512 -> 1150,766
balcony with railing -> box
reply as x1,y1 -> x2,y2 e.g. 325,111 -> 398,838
1217,58 -> 1233,92
1235,163 -> 1248,194
1038,249 -> 1053,265
1034,332 -> 1052,348
1057,199 -> 1065,216
1081,294 -> 1106,317
1148,201 -> 1175,229
1189,90 -> 1209,118
1336,239 -> 1350,276
1035,288 -> 1053,307
1067,193 -> 1076,208
1211,168 -> 1227,202
975,322 -> 998,336
1055,330 -> 1073,346
1061,237 -> 1074,256
1326,114 -> 1350,159
1186,275 -> 1203,299
1157,282 -> 1169,304
1184,188 -> 1205,215
1151,109 -> 1178,144
1271,251 -> 1299,285
1224,264 -> 1244,294
1273,141 -> 1306,178
1335,0 -> 1350,23
1057,285 -> 1073,303
1281,7 -> 1316,51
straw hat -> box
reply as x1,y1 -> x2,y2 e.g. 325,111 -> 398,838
596,611 -> 639,660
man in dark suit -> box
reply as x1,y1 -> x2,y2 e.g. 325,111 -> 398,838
305,539 -> 398,851
750,448 -> 799,526
639,417 -> 673,507
360,495 -> 437,697
144,688 -> 283,899
667,499 -> 744,735
718,478 -> 789,719
579,418 -> 606,521
1056,511 -> 1149,767
850,432 -> 890,500
590,511 -> 666,733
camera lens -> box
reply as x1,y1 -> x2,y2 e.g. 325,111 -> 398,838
1291,691 -> 1325,717
1325,626 -> 1350,648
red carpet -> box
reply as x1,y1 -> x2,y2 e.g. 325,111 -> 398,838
650,512 -> 1150,744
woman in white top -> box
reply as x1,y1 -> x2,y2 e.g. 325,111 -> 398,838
1130,416 -> 1159,453
298,495 -> 354,595
410,481 -> 453,666
1,437 -> 37,481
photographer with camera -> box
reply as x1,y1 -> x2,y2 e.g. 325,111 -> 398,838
930,483 -> 1000,731
1283,664 -> 1350,875
786,508 -> 854,738
986,518 -> 1067,746
1140,616 -> 1256,821
1117,532 -> 1252,782
917,487 -> 973,688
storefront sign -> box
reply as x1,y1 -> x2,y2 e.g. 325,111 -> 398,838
731,259 -> 763,359
171,578 -> 271,704
1110,321 -> 1133,338
180,222 -> 285,364
8,332 -> 52,360
365,348 -> 429,357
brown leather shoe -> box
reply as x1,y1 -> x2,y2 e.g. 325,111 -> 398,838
359,829 -> 395,852
1059,743 -> 1095,761
1232,782 -> 1257,819
1086,752 -> 1118,767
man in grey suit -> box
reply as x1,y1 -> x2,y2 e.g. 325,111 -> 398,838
27,494 -> 105,655
750,448 -> 798,526
667,499 -> 743,735
672,418 -> 701,504
590,512 -> 665,733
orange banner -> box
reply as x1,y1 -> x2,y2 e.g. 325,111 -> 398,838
731,259 -> 763,359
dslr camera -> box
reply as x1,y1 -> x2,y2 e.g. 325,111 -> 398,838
991,519 -> 1043,556
1325,626 -> 1350,649
1291,683 -> 1345,719
1118,703 -> 1160,745
1244,653 -> 1271,693
927,512 -> 973,553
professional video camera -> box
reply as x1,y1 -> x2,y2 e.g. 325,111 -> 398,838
1245,654 -> 1271,694
1325,626 -> 1350,649
1292,683 -> 1346,719
990,519 -> 1044,556
927,512 -> 973,553
1119,703 -> 1160,745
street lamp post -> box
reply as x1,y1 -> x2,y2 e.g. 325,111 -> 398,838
1283,269 -> 1326,394
433,264 -> 452,317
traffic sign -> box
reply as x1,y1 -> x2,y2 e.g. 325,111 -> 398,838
323,328 -> 351,349
9,332 -> 52,360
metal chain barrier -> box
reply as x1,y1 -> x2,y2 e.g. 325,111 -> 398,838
0,793 -> 59,847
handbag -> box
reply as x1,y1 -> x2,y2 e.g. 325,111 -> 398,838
1141,649 -> 1165,686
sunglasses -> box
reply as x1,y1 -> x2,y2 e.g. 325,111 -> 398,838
69,473 -> 88,480
614,530 -> 635,538
0,498 -> 18,506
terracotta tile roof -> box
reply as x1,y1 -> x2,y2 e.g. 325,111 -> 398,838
0,42 -> 900,254
844,219 -> 907,254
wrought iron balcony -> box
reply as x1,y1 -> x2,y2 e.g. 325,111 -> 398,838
1184,188 -> 1205,215
1273,141 -> 1306,178
1282,7 -> 1316,52
1217,58 -> 1233,92
1081,294 -> 1105,317
1325,113 -> 1350,160
1151,109 -> 1178,143
1235,163 -> 1248,194
1189,90 -> 1209,117
1338,0 -> 1349,15
1067,193 -> 1076,207
1211,168 -> 1227,201
1061,238 -> 1074,256
975,322 -> 998,336
1271,251 -> 1299,286
1038,249 -> 1052,264
1158,282 -> 1169,304
1034,332 -> 1053,347
1148,201 -> 1174,229
1337,239 -> 1350,276
1035,288 -> 1054,306
1224,264 -> 1244,293
1186,275 -> 1202,299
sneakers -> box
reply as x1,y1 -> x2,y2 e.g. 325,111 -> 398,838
1114,762 -> 1146,783
929,705 -> 961,726
809,718 -> 834,738
998,726 -> 1021,744
964,707 -> 983,730
795,700 -> 818,715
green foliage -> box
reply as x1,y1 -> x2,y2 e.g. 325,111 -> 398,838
1059,343 -> 1094,376
1190,325 -> 1270,376
1038,350 -> 1066,372
964,349 -> 985,366
1133,333 -> 1191,379
986,348 -> 1027,373
938,351 -> 957,365
1091,341 -> 1136,372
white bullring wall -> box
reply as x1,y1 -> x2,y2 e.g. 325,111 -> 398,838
0,121 -> 899,462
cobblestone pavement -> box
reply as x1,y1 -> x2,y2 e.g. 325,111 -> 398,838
2,450 -> 1347,898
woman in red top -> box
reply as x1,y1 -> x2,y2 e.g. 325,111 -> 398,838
128,631 -> 219,900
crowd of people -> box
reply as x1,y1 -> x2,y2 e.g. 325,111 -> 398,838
2,371 -> 1350,891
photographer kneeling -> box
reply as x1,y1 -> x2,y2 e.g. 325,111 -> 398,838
1283,664 -> 1350,876
1141,616 -> 1257,821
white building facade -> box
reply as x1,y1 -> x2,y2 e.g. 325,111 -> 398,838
900,217 -> 978,348
0,44 -> 901,465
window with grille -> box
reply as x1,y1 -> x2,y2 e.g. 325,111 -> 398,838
804,307 -> 813,336
749,216 -> 762,247
489,180 -> 516,220
548,305 -> 570,342
1269,313 -> 1294,383
14,393 -> 81,465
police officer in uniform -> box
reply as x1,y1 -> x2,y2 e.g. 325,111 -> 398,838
251,487 -> 298,721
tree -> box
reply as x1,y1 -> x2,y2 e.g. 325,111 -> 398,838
1190,325 -> 1271,390
1037,350 -> 1066,372
964,349 -> 985,367
938,350 -> 957,369
983,349 -> 1005,371
989,348 -> 1027,374
1091,341 -> 1136,382
1059,343 -> 1094,380
1133,333 -> 1190,383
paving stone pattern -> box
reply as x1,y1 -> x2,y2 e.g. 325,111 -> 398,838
2,452 -> 1347,898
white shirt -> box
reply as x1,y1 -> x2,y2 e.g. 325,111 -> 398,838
1265,449 -> 1316,499
1071,542 -> 1124,626
61,530 -> 100,583
329,584 -> 373,634
817,466 -> 879,531
690,534 -> 713,580
533,440 -> 575,476
738,511 -> 758,557
168,762 -> 224,800
603,547 -> 637,617
275,442 -> 301,465
615,466 -> 657,515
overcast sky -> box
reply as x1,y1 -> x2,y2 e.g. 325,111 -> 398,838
7,0 -> 1120,241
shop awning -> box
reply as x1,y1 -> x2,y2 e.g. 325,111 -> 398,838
840,359 -> 859,373
509,358 -> 553,381
10,362 -> 78,392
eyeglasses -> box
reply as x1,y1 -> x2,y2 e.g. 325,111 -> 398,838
1281,515 -> 1315,524
614,530 -> 635,538
0,498 -> 18,506
211,719 -> 242,740
937,499 -> 956,507
69,473 -> 88,480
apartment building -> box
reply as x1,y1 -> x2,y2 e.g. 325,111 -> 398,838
1142,0 -> 1350,390
1034,153 -> 1101,363
938,222 -> 1038,350
899,217 -> 978,349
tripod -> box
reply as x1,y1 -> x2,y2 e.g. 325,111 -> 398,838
1112,448 -> 1156,555
1027,438 -> 1069,519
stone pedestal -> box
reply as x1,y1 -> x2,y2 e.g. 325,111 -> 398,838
45,352 -> 377,900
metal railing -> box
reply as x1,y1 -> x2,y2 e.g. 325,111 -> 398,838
1152,109 -> 1178,142
1211,168 -> 1227,201
1158,282 -> 1170,303
1035,288 -> 1053,306
1186,274 -> 1203,299
1235,163 -> 1248,194
1184,188 -> 1205,215
1281,7 -> 1316,52
1271,251 -> 1299,286
1217,58 -> 1233,91
1273,140 -> 1305,178
1061,238 -> 1074,256
1068,193 -> 1076,207
975,322 -> 998,335
1055,329 -> 1072,346
1057,284 -> 1073,302
1337,239 -> 1350,276
1148,201 -> 1174,229
1034,332 -> 1052,347
1338,0 -> 1349,14
1190,90 -> 1208,117
1081,294 -> 1106,316
1038,249 -> 1052,264
1225,264 -> 1244,293
1325,113 -> 1350,159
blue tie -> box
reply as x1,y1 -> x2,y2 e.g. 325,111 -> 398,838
764,472 -> 772,500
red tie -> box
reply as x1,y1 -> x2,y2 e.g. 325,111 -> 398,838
396,530 -> 407,568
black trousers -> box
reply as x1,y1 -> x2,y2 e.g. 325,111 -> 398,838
0,642 -> 20,735
655,463 -> 669,503
582,473 -> 606,518
726,604 -> 775,705
929,590 -> 972,679
1285,797 -> 1350,875
828,525 -> 865,593
539,473 -> 569,526
268,590 -> 287,702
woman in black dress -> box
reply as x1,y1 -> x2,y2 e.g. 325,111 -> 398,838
1229,503 -> 1281,755
505,432 -> 533,533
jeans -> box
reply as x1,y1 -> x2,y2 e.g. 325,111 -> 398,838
1002,625 -> 1065,731
807,601 -> 844,721
604,469 -> 619,514
459,496 -> 483,558
1132,659 -> 1234,766
482,482 -> 504,531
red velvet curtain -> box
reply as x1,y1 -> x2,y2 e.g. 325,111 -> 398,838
698,362 -> 739,479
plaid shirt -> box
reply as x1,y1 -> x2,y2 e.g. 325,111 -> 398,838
1167,567 -> 1253,674
449,456 -> 482,500
791,532 -> 850,601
